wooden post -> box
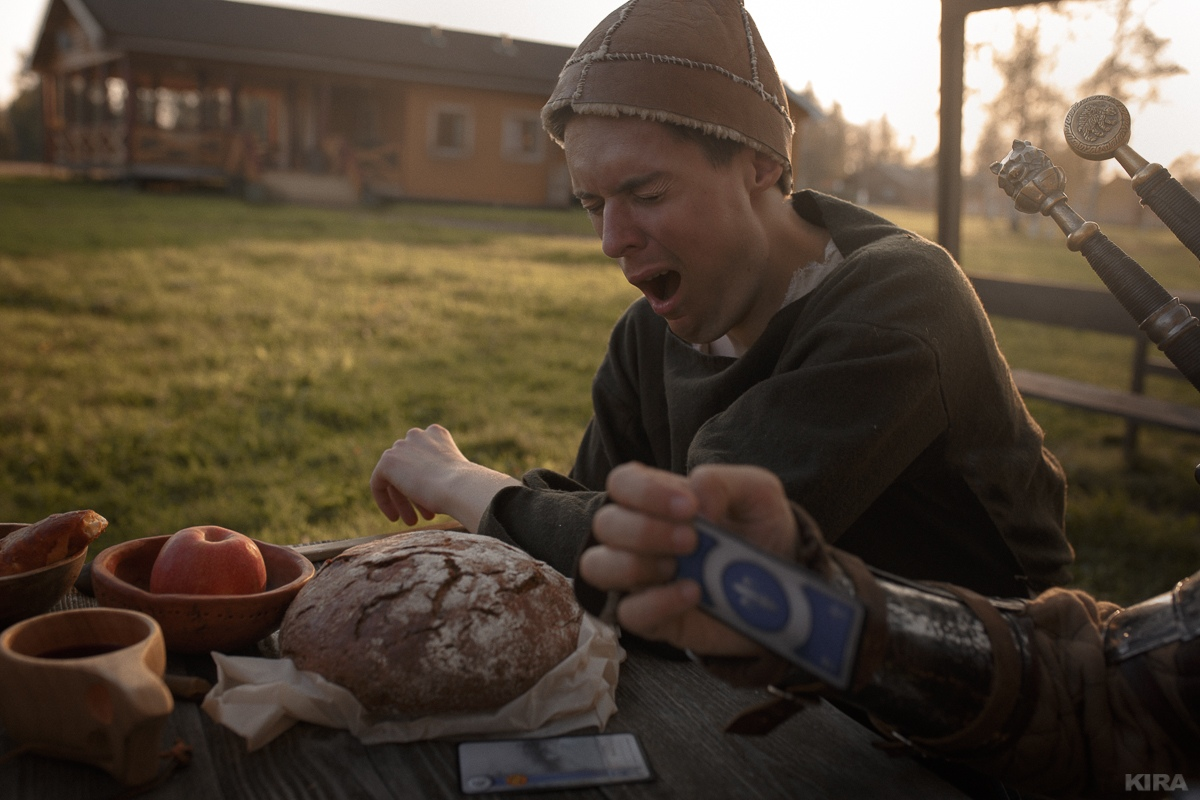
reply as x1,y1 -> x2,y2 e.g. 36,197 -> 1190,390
285,81 -> 298,170
317,79 -> 331,172
228,70 -> 240,129
937,1 -> 966,263
40,74 -> 57,164
121,58 -> 135,172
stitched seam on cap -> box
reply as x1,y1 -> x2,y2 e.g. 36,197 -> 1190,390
739,3 -> 759,84
600,0 -> 637,55
570,0 -> 637,100
580,51 -> 789,121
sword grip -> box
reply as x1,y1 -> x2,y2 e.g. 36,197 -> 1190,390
1134,168 -> 1200,265
1080,232 -> 1200,391
1079,231 -> 1174,321
1159,331 -> 1200,395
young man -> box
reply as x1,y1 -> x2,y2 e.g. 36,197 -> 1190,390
575,460 -> 1199,798
370,0 -> 1073,597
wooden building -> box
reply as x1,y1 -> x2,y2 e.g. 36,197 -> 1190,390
28,0 -> 578,206
28,0 -> 821,207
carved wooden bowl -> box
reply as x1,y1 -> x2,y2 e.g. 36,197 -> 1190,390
90,536 -> 315,654
0,523 -> 88,629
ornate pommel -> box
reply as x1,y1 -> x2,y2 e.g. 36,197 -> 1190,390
1064,95 -> 1131,160
1064,94 -> 1200,264
991,140 -> 1099,251
1064,95 -> 1154,181
991,140 -> 1065,214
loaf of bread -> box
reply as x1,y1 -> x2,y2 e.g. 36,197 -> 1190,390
0,510 -> 108,577
279,530 -> 582,717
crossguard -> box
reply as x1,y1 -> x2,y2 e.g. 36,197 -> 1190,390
1064,95 -> 1200,264
991,140 -> 1200,392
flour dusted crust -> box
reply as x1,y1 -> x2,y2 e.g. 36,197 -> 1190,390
279,530 -> 582,717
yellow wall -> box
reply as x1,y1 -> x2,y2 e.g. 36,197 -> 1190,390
396,84 -> 570,207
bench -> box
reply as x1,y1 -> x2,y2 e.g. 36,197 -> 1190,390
968,273 -> 1200,462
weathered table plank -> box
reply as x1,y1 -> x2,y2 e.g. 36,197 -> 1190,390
1,636 -> 971,799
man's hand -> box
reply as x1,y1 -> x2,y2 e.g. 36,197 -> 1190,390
369,424 -> 521,531
580,462 -> 799,658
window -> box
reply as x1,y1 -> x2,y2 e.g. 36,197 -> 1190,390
136,87 -> 156,126
501,111 -> 545,163
106,77 -> 127,117
131,88 -> 203,131
200,87 -> 232,129
427,104 -> 473,159
239,93 -> 273,144
177,90 -> 201,130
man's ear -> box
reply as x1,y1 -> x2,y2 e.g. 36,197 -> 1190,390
747,149 -> 784,194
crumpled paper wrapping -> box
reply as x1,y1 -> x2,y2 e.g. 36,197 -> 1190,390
201,614 -> 623,750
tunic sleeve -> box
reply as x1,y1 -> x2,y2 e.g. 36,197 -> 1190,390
475,469 -> 607,576
476,302 -> 662,575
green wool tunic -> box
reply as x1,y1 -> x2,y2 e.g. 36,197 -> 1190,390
479,191 -> 1073,597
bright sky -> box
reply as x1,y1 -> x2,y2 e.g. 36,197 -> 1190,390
2,0 -> 1198,171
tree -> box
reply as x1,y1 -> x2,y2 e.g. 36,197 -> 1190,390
797,100 -> 918,203
795,97 -> 851,197
0,73 -> 42,162
1079,0 -> 1185,107
1075,0 -> 1186,213
974,19 -> 1069,230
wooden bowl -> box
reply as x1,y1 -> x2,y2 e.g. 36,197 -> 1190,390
90,536 -> 315,654
0,523 -> 88,630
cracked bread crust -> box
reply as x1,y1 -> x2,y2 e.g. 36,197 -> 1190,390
279,530 -> 582,717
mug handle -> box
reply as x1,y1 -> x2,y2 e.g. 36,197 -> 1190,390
94,634 -> 175,785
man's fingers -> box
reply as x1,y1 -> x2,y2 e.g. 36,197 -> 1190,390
371,480 -> 398,520
381,485 -> 417,526
614,582 -> 762,657
612,581 -> 699,641
578,545 -> 678,591
606,462 -> 699,521
689,463 -> 786,525
592,503 -> 697,556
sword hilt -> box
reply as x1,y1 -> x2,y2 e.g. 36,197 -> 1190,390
991,140 -> 1200,393
1064,95 -> 1200,264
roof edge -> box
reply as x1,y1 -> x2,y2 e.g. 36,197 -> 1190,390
62,0 -> 106,48
110,34 -> 560,95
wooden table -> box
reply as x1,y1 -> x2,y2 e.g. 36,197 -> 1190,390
1,604 -> 970,799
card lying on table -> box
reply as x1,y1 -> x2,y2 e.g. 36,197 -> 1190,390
458,732 -> 653,793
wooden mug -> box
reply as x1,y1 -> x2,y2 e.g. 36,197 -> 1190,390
0,607 -> 174,785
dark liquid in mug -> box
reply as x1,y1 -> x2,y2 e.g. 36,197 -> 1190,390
35,643 -> 124,659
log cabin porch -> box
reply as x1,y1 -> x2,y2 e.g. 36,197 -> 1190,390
30,0 -> 577,207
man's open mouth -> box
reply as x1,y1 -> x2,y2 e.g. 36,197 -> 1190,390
637,270 -> 681,304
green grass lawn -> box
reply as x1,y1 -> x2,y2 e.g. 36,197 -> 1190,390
2,177 -> 1198,606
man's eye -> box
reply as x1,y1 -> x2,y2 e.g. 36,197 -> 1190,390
581,203 -> 603,216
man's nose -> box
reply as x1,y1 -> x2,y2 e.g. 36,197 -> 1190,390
600,203 -> 642,259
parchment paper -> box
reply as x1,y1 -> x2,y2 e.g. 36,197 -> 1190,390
201,614 -> 623,750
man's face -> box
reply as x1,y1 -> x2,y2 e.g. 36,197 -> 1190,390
564,115 -> 775,347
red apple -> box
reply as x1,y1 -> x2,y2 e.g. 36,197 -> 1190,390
149,526 -> 268,595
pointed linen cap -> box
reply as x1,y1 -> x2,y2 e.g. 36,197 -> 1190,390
541,0 -> 794,191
